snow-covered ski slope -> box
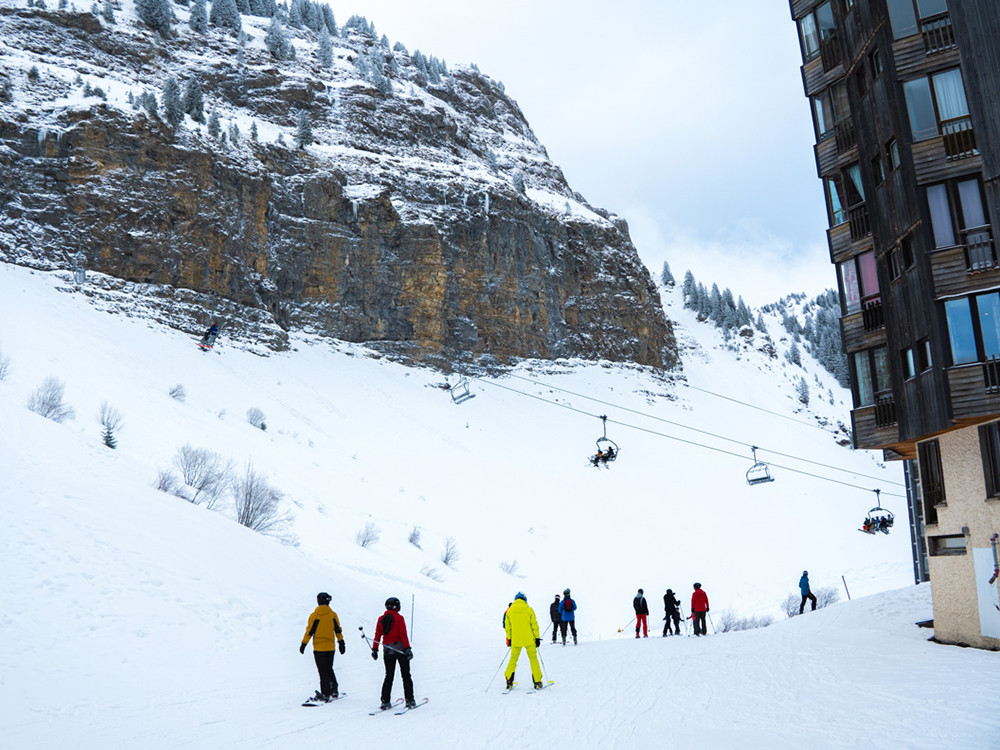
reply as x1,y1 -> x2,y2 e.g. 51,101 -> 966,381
1,262 -> 996,749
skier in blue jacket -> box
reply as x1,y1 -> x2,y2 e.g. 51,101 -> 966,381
799,570 -> 817,614
558,588 -> 577,645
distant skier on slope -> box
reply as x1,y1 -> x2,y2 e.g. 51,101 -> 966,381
663,588 -> 681,636
558,588 -> 577,645
633,588 -> 649,638
371,597 -> 416,711
199,322 -> 219,349
549,594 -> 562,643
799,571 -> 818,614
504,592 -> 543,690
691,582 -> 710,636
300,592 -> 346,703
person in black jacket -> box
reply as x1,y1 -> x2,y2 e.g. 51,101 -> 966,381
633,588 -> 649,638
549,594 -> 562,643
663,588 -> 681,636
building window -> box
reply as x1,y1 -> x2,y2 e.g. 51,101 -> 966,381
887,0 -> 949,40
869,47 -> 883,79
929,535 -> 966,556
855,65 -> 869,98
903,68 -> 970,142
902,339 -> 931,379
872,154 -> 886,186
840,250 -> 879,316
844,0 -> 855,11
979,422 -> 1000,497
886,139 -> 900,171
944,292 -> 1000,365
918,439 -> 944,524
853,346 -> 890,406
798,1 -> 835,62
926,178 -> 989,249
812,83 -> 849,143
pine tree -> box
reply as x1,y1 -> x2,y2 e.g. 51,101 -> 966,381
320,4 -> 335,33
161,76 -> 184,129
100,0 -> 114,23
709,283 -> 723,327
512,170 -> 526,194
787,341 -> 802,367
234,0 -> 248,13
797,377 -> 810,406
250,120 -> 258,141
183,77 -> 204,123
295,110 -> 313,148
189,0 -> 207,32
682,270 -> 696,308
317,25 -> 332,67
141,90 -> 158,118
102,424 -> 117,449
135,0 -> 171,35
265,16 -> 292,59
210,0 -> 241,31
207,109 -> 220,139
288,0 -> 302,27
660,261 -> 675,287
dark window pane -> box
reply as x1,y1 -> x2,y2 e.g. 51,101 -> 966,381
887,0 -> 919,38
916,0 -> 948,18
874,346 -> 891,392
980,423 -> 1000,497
841,260 -> 861,314
817,2 -> 835,39
957,180 -> 986,230
859,251 -> 879,298
855,351 -> 874,405
977,292 -> 1000,359
927,184 -> 955,247
903,78 -> 938,141
945,298 -> 977,364
800,14 -> 820,58
932,69 -> 970,121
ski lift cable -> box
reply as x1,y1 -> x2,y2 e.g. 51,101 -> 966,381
679,381 -> 828,431
501,373 -> 900,487
475,379 -> 906,499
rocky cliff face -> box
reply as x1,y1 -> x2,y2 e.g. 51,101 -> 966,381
0,3 -> 676,370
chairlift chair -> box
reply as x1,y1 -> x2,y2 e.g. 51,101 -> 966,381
860,489 -> 894,534
590,415 -> 619,466
745,446 -> 775,486
449,376 -> 476,405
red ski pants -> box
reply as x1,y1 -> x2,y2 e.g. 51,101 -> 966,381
635,614 -> 648,636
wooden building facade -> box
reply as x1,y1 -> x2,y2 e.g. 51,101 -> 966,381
789,0 -> 1000,649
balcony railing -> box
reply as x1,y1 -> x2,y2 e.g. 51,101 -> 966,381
985,357 -> 1000,394
942,115 -> 978,160
834,119 -> 856,153
820,34 -> 841,72
862,298 -> 884,332
848,203 -> 871,242
964,227 -> 998,273
922,13 -> 957,55
874,391 -> 897,429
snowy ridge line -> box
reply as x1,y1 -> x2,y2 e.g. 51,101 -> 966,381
475,378 -> 906,498
503,373 -> 896,486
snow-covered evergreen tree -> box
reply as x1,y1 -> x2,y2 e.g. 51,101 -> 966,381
207,109 -> 220,139
682,270 -> 696,307
317,25 -> 332,67
210,0 -> 241,31
135,0 -> 171,35
787,341 -> 802,367
796,377 -> 810,406
234,0 -> 249,14
295,110 -> 313,148
265,16 -> 293,60
320,4 -> 335,33
660,261 -> 675,288
250,120 -> 258,142
512,170 -> 526,194
161,76 -> 184,129
189,0 -> 207,32
183,77 -> 204,123
99,0 -> 114,23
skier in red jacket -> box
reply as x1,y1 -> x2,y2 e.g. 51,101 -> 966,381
691,582 -> 710,636
371,597 -> 416,710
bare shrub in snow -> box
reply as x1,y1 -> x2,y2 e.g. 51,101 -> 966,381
172,444 -> 231,507
408,526 -> 422,548
420,565 -> 444,582
440,536 -> 460,567
98,401 -> 124,448
26,376 -> 75,423
355,521 -> 381,548
0,346 -> 12,380
716,608 -> 774,633
499,559 -> 519,575
168,383 -> 186,401
153,469 -> 183,495
815,585 -> 840,608
246,407 -> 267,430
231,463 -> 291,537
781,593 -> 801,619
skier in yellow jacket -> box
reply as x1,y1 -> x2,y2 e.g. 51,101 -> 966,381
504,592 -> 543,690
299,592 -> 346,703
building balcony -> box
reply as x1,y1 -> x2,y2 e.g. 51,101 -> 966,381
941,116 -> 978,161
922,12 -> 957,55
828,221 -> 852,264
842,310 -> 886,354
947,362 -> 1000,421
848,203 -> 871,242
852,399 -> 900,450
929,228 -> 1000,298
820,34 -> 842,72
834,119 -> 856,153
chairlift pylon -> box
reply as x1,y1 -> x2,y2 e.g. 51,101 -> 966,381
449,375 -> 476,405
745,446 -> 775,486
859,489 -> 894,535
589,415 -> 619,467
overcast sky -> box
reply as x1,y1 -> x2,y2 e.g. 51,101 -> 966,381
325,0 -> 832,306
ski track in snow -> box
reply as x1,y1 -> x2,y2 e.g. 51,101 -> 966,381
1,263 -> 998,748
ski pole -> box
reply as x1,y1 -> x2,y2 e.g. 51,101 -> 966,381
485,647 -> 511,693
617,616 -> 636,635
679,603 -> 688,636
708,613 -> 716,634
358,626 -> 408,657
411,594 -> 415,642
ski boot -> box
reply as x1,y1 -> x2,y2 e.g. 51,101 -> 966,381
379,701 -> 392,711
505,675 -> 515,690
406,699 -> 417,709
533,681 -> 544,690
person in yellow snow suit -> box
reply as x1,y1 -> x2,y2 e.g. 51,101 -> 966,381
299,592 -> 346,702
504,592 -> 543,690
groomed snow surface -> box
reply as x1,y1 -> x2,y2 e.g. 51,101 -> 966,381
0,262 -> 997,749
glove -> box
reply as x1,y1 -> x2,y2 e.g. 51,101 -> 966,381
403,648 -> 413,660
506,639 -> 511,647
299,643 -> 306,655
371,648 -> 379,661
338,641 -> 345,655
535,638 -> 540,647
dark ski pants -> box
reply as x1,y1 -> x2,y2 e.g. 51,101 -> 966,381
381,649 -> 414,704
559,620 -> 577,643
663,612 -> 680,636
635,614 -> 648,637
551,620 -> 560,642
313,650 -> 339,697
693,611 -> 708,636
800,592 -> 817,614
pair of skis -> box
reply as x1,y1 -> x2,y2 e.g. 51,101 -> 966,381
301,691 -> 346,707
368,697 -> 429,715
503,680 -> 554,694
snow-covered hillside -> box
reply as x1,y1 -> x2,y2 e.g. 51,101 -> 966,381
3,262 -> 996,748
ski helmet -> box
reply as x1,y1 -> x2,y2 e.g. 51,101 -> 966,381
563,588 -> 571,596
385,597 -> 401,611
554,594 -> 561,600
514,592 -> 527,602
638,588 -> 644,595
693,582 -> 701,589
317,592 -> 332,605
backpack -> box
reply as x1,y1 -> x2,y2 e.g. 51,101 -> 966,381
564,597 -> 573,613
